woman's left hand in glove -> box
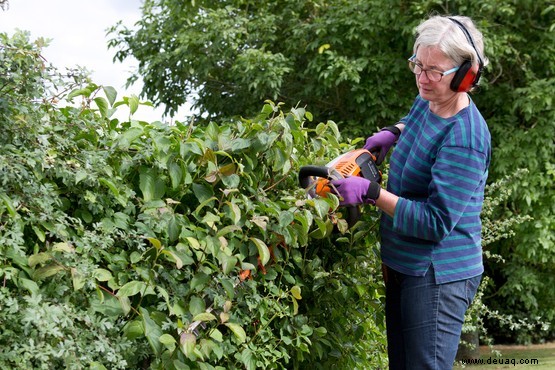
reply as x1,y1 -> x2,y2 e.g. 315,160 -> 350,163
330,176 -> 381,206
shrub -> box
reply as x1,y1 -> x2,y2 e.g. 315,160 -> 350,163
1,31 -> 387,369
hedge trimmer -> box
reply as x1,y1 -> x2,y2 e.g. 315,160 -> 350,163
298,148 -> 382,227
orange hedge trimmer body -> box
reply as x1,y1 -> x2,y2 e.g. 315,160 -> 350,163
298,149 -> 382,226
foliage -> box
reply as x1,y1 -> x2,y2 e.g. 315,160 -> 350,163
458,170 -> 546,359
107,0 -> 417,135
109,0 -> 555,344
1,31 -> 387,369
466,2 -> 555,344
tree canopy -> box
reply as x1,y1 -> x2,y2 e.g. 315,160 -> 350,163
108,0 -> 419,134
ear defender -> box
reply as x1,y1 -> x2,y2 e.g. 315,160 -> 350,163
448,17 -> 484,92
450,60 -> 481,92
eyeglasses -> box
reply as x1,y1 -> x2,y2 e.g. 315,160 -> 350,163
408,55 -> 459,82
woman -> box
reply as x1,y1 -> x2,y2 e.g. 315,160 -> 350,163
331,15 -> 491,369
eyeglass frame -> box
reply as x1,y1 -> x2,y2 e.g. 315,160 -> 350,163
408,54 -> 460,82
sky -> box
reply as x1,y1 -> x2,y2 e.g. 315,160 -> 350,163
0,0 -> 187,122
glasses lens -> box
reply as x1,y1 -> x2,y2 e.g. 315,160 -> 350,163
426,70 -> 442,82
409,61 -> 444,82
409,61 -> 419,73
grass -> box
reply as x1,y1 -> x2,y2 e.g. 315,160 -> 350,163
454,343 -> 555,369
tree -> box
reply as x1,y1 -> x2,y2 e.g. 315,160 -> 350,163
108,0 -> 417,135
110,0 -> 555,344
468,1 -> 555,343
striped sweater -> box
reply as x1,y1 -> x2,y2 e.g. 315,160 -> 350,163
381,95 -> 491,284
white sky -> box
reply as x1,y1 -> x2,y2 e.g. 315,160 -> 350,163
0,0 -> 189,122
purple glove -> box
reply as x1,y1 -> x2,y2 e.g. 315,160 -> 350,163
331,176 -> 378,206
363,126 -> 400,165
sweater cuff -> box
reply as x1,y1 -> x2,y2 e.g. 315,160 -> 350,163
365,181 -> 381,205
381,124 -> 401,138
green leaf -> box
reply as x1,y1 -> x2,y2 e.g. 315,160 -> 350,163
220,278 -> 235,299
278,210 -> 295,228
291,285 -> 302,300
201,211 -> 220,226
32,225 -> 45,242
75,170 -> 88,184
192,312 -> 217,322
128,94 -> 139,115
169,162 -> 183,189
146,237 -> 162,250
161,249 -> 183,269
189,296 -> 205,316
168,216 -> 180,242
118,127 -> 143,148
33,264 -> 65,280
141,307 -> 164,356
71,267 -> 86,291
28,252 -> 51,268
209,328 -> 224,342
67,87 -> 92,100
172,360 -> 189,370
240,348 -> 257,370
224,323 -> 247,343
117,280 -> 147,297
309,218 -> 330,240
124,319 -> 144,340
0,193 -> 16,217
79,209 -> 93,223
216,225 -> 241,238
102,85 -> 117,106
89,362 -> 108,370
119,296 -> 131,315
154,135 -> 172,153
94,97 -> 109,118
99,178 -> 121,199
18,277 -> 39,296
159,333 -> 177,351
318,43 -> 331,54
192,183 -> 214,203
140,168 -> 157,202
221,254 -> 238,275
93,268 -> 113,282
130,251 -> 142,264
225,201 -> 241,225
180,332 -> 196,359
52,242 -> 74,253
292,297 -> 299,315
250,237 -> 270,266
312,198 -> 331,219
231,138 -> 251,152
185,237 -> 201,250
190,272 -> 210,292
172,244 -> 195,266
219,162 -> 236,176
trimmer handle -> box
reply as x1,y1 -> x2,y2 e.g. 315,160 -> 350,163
298,165 -> 331,189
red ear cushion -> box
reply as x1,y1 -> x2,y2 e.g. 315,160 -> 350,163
451,61 -> 479,92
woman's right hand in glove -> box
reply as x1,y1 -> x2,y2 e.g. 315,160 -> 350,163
363,125 -> 402,165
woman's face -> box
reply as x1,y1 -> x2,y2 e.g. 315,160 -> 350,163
413,46 -> 458,103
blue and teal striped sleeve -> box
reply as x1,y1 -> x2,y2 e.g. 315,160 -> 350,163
392,145 -> 488,242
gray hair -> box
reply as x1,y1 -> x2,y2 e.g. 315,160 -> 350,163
414,15 -> 489,69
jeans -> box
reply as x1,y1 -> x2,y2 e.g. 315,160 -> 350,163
383,264 -> 481,370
